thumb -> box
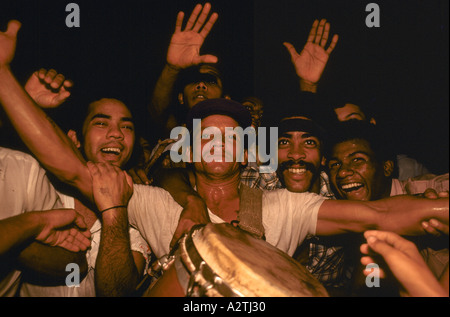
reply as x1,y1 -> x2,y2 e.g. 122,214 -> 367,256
6,20 -> 21,37
196,54 -> 218,64
366,236 -> 397,262
283,42 -> 298,58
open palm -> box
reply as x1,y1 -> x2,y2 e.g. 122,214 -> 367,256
284,19 -> 338,84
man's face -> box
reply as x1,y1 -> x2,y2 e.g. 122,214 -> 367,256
334,103 -> 367,122
180,66 -> 223,108
328,139 -> 387,201
82,98 -> 135,168
193,115 -> 244,180
277,131 -> 324,193
242,98 -> 264,129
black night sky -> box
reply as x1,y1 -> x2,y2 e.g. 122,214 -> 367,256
1,0 -> 448,174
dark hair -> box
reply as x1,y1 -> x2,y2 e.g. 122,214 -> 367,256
325,120 -> 396,165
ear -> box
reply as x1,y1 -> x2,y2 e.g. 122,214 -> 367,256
178,93 -> 185,105
67,129 -> 81,149
224,94 -> 231,100
369,117 -> 377,125
383,160 -> 394,177
321,156 -> 326,167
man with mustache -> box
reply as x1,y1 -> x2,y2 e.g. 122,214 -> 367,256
1,18 -> 448,297
241,114 -> 355,295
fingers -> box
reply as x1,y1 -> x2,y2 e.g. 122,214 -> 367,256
314,19 -> 326,44
422,218 -> 449,236
185,4 -> 203,30
6,20 -> 21,37
36,68 -> 73,91
193,3 -> 211,32
199,12 -> 218,39
326,34 -> 339,54
307,18 -> 338,53
180,3 -> 218,37
306,19 -> 319,43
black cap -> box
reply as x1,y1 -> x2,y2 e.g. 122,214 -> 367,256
278,116 -> 327,142
186,98 -> 252,131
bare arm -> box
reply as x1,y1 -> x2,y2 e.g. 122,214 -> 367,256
317,195 -> 449,236
87,162 -> 144,296
1,209 -> 91,282
0,20 -> 92,199
148,3 -> 218,122
154,167 -> 210,248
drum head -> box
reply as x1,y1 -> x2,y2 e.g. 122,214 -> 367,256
191,223 -> 328,297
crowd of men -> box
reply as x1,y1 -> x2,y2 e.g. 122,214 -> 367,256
0,3 -> 448,297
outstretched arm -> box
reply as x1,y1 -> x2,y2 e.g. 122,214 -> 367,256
316,195 -> 449,236
0,209 -> 91,256
0,20 -> 92,198
284,19 -> 338,93
149,3 -> 218,123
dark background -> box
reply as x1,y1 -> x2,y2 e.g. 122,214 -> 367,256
1,0 -> 448,174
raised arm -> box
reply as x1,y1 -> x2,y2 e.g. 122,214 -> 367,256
316,195 -> 449,236
0,20 -> 92,198
149,3 -> 218,122
283,19 -> 338,93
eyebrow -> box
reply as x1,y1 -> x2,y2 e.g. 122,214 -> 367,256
90,113 -> 134,124
330,150 -> 371,161
280,132 -> 317,139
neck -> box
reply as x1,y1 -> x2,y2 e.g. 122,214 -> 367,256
195,171 -> 241,222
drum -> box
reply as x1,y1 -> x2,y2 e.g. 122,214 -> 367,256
142,223 -> 328,297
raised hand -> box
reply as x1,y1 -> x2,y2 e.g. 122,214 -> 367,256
35,209 -> 91,252
360,230 -> 447,297
166,3 -> 219,70
86,161 -> 133,212
0,20 -> 21,68
25,68 -> 73,108
283,19 -> 338,86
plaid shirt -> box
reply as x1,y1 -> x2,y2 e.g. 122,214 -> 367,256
240,163 -> 353,289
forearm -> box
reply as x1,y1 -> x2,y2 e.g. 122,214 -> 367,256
371,196 -> 449,235
148,64 -> 181,121
317,196 -> 449,236
0,67 -> 92,197
154,167 -> 202,207
95,208 -> 140,297
0,212 -> 41,255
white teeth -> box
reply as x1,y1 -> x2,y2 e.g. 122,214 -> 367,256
101,147 -> 121,154
288,168 -> 306,174
341,183 -> 363,189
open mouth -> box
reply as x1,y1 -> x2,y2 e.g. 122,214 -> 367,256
340,182 -> 364,192
101,147 -> 121,156
288,168 -> 307,174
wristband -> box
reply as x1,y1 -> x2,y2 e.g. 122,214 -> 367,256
99,205 -> 127,214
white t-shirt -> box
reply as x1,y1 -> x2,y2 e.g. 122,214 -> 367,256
20,193 -> 151,297
128,185 -> 325,258
0,147 -> 62,297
